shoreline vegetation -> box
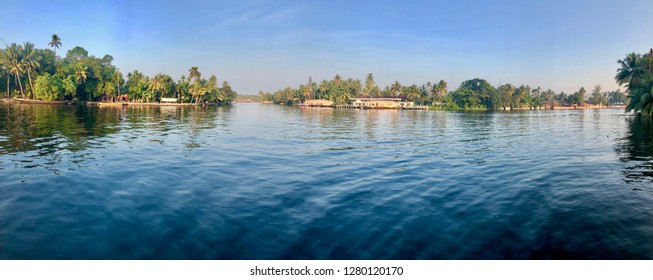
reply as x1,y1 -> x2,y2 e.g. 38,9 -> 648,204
0,35 -> 644,113
259,74 -> 629,111
616,49 -> 653,117
0,35 -> 237,106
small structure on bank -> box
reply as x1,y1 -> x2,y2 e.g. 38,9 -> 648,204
300,98 -> 427,110
300,99 -> 334,107
351,98 -> 421,109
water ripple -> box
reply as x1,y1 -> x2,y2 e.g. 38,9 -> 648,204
1,104 -> 652,259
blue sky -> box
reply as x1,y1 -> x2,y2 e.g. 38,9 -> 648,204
2,0 -> 653,94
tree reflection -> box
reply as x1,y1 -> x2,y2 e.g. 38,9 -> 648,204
0,104 -> 222,155
0,104 -> 120,154
616,116 -> 653,185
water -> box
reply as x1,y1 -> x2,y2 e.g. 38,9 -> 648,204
1,103 -> 652,259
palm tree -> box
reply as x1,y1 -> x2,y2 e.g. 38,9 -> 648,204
190,82 -> 208,104
188,66 -> 201,103
74,64 -> 87,84
333,74 -> 342,85
305,76 -> 315,99
1,65 -> 9,97
148,73 -> 166,102
49,34 -> 62,58
113,69 -> 122,101
616,53 -> 647,90
433,80 -> 447,104
5,43 -> 25,98
390,80 -> 402,97
405,85 -> 421,103
74,64 -> 87,100
625,78 -> 653,116
363,73 -> 376,97
318,80 -> 329,99
0,52 -> 10,97
22,42 -> 40,99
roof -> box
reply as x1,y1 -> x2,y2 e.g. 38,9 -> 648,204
352,98 -> 402,101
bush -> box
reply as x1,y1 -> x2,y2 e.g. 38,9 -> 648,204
34,73 -> 64,101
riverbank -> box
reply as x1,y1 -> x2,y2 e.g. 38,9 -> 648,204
1,98 -> 222,107
89,102 -> 220,107
430,104 -> 627,111
1,97 -> 74,105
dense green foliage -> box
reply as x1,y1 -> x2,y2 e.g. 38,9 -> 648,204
0,36 -> 235,104
617,50 -> 653,116
33,73 -> 64,101
264,73 -> 625,110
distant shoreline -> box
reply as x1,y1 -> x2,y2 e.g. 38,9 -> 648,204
1,97 -> 627,111
1,98 -> 220,107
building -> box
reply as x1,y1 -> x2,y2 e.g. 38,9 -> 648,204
300,99 -> 334,107
351,98 -> 416,109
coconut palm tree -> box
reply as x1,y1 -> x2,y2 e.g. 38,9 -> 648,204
625,78 -> 653,116
363,73 -> 376,97
74,64 -> 87,100
22,42 -> 40,99
390,80 -> 402,97
5,43 -> 25,98
404,85 -> 420,103
49,34 -> 62,58
188,66 -> 201,103
1,65 -> 9,97
433,80 -> 447,104
616,53 -> 647,90
0,52 -> 10,97
148,73 -> 166,102
74,64 -> 87,84
333,74 -> 342,85
190,82 -> 208,104
318,80 -> 329,99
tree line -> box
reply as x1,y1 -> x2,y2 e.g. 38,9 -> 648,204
616,49 -> 653,117
260,73 -> 627,109
0,35 -> 236,104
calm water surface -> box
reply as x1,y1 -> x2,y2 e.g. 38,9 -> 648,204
1,103 -> 652,259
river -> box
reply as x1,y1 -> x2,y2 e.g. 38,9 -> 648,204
1,103 -> 652,259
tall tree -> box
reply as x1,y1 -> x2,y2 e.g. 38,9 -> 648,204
404,84 -> 421,103
458,78 -> 495,109
390,80 -> 402,97
22,42 -> 41,99
188,66 -> 201,103
148,73 -> 166,102
0,51 -> 10,97
74,64 -> 87,84
589,85 -> 603,105
74,64 -> 88,100
497,84 -> 515,110
625,79 -> 653,116
616,53 -> 647,90
433,80 -> 447,104
5,43 -> 25,98
305,76 -> 316,99
1,64 -> 9,97
318,80 -> 329,99
333,74 -> 342,85
362,73 -> 379,97
48,34 -> 62,58
512,85 -> 530,109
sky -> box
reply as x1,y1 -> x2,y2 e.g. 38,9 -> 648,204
2,0 -> 653,94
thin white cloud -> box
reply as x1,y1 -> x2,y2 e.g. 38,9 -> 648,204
216,5 -> 303,27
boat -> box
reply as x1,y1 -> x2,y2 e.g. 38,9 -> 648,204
12,98 -> 73,105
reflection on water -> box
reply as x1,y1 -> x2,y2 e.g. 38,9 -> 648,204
1,104 -> 653,259
616,116 -> 653,186
0,104 -> 225,173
